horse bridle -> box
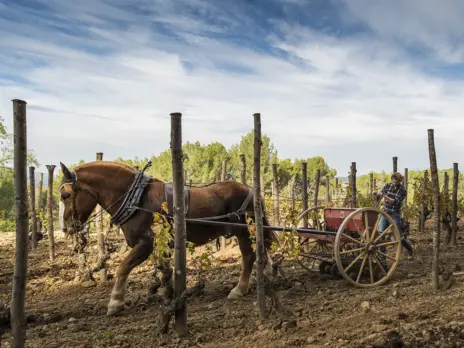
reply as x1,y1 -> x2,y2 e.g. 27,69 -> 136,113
59,170 -> 100,232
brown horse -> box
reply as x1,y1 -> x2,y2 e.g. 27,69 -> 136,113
58,160 -> 278,315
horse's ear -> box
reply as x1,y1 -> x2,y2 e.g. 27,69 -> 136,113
60,162 -> 72,179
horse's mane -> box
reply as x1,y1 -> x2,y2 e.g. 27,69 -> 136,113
75,161 -> 137,173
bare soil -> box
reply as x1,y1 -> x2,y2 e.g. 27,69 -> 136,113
1,221 -> 464,348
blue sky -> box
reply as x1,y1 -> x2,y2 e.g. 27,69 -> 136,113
1,0 -> 464,176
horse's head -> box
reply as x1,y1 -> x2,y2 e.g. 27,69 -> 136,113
58,162 -> 100,235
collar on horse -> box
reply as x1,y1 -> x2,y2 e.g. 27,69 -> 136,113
110,163 -> 153,226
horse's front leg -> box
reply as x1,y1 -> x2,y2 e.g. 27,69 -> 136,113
228,233 -> 255,299
107,231 -> 153,315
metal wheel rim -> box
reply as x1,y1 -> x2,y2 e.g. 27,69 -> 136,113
334,207 -> 402,288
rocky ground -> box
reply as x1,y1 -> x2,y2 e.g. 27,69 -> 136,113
1,221 -> 464,348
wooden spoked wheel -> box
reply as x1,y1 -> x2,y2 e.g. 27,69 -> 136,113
295,206 -> 328,272
295,206 -> 325,231
297,238 -> 333,272
334,207 -> 402,287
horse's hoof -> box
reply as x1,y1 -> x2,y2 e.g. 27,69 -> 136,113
227,287 -> 245,300
106,303 -> 125,316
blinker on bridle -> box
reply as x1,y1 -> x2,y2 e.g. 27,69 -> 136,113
59,170 -> 100,232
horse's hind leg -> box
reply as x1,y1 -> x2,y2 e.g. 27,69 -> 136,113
228,233 -> 255,299
107,231 -> 153,315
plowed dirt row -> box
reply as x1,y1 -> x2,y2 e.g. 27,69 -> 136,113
1,224 -> 464,348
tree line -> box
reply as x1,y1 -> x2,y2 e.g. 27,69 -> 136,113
1,120 -> 464,232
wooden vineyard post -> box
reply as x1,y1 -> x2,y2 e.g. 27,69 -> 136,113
170,112 -> 188,336
240,154 -> 246,184
350,162 -> 357,208
46,165 -> 56,262
272,163 -> 279,225
325,174 -> 330,203
302,162 -> 308,228
221,160 -> 227,181
290,178 -> 295,212
29,166 -> 37,249
10,99 -> 29,348
37,172 -> 43,232
404,168 -> 408,205
451,163 -> 459,246
95,152 -> 107,282
219,160 -> 227,249
428,129 -> 440,290
443,172 -> 452,244
314,169 -> 320,207
393,156 -> 398,173
444,172 -> 449,192
370,173 -> 374,195
420,170 -> 429,233
335,177 -> 339,199
252,112 -> 266,320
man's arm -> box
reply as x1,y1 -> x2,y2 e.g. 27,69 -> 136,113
392,186 -> 407,205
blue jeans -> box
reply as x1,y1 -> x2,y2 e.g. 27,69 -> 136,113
378,213 -> 413,254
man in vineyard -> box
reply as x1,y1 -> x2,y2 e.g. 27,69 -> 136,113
373,172 -> 414,260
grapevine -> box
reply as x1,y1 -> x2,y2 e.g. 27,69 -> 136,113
150,201 -> 206,334
152,202 -> 174,265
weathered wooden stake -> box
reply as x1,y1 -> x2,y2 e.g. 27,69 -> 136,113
10,99 -> 29,348
221,160 -> 227,181
240,154 -> 246,184
302,162 -> 308,228
95,152 -> 107,281
170,112 -> 188,335
289,178 -> 295,212
427,129 -> 440,290
350,162 -> 357,208
219,160 -> 227,249
369,173 -> 374,195
444,172 -> 449,195
272,163 -> 279,225
420,171 -> 429,233
29,166 -> 37,249
37,172 -> 43,232
451,163 -> 459,246
46,164 -> 56,262
252,113 -> 266,320
393,156 -> 398,173
404,168 -> 408,205
313,170 -> 320,207
443,172 -> 452,244
325,175 -> 330,203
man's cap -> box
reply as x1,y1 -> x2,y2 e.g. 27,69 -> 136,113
391,172 -> 404,182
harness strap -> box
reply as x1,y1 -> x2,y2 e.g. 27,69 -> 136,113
189,187 -> 255,222
110,170 -> 152,226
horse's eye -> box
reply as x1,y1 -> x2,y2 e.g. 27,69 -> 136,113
61,192 -> 71,200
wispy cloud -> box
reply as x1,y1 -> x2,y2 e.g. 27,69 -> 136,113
1,0 -> 463,175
